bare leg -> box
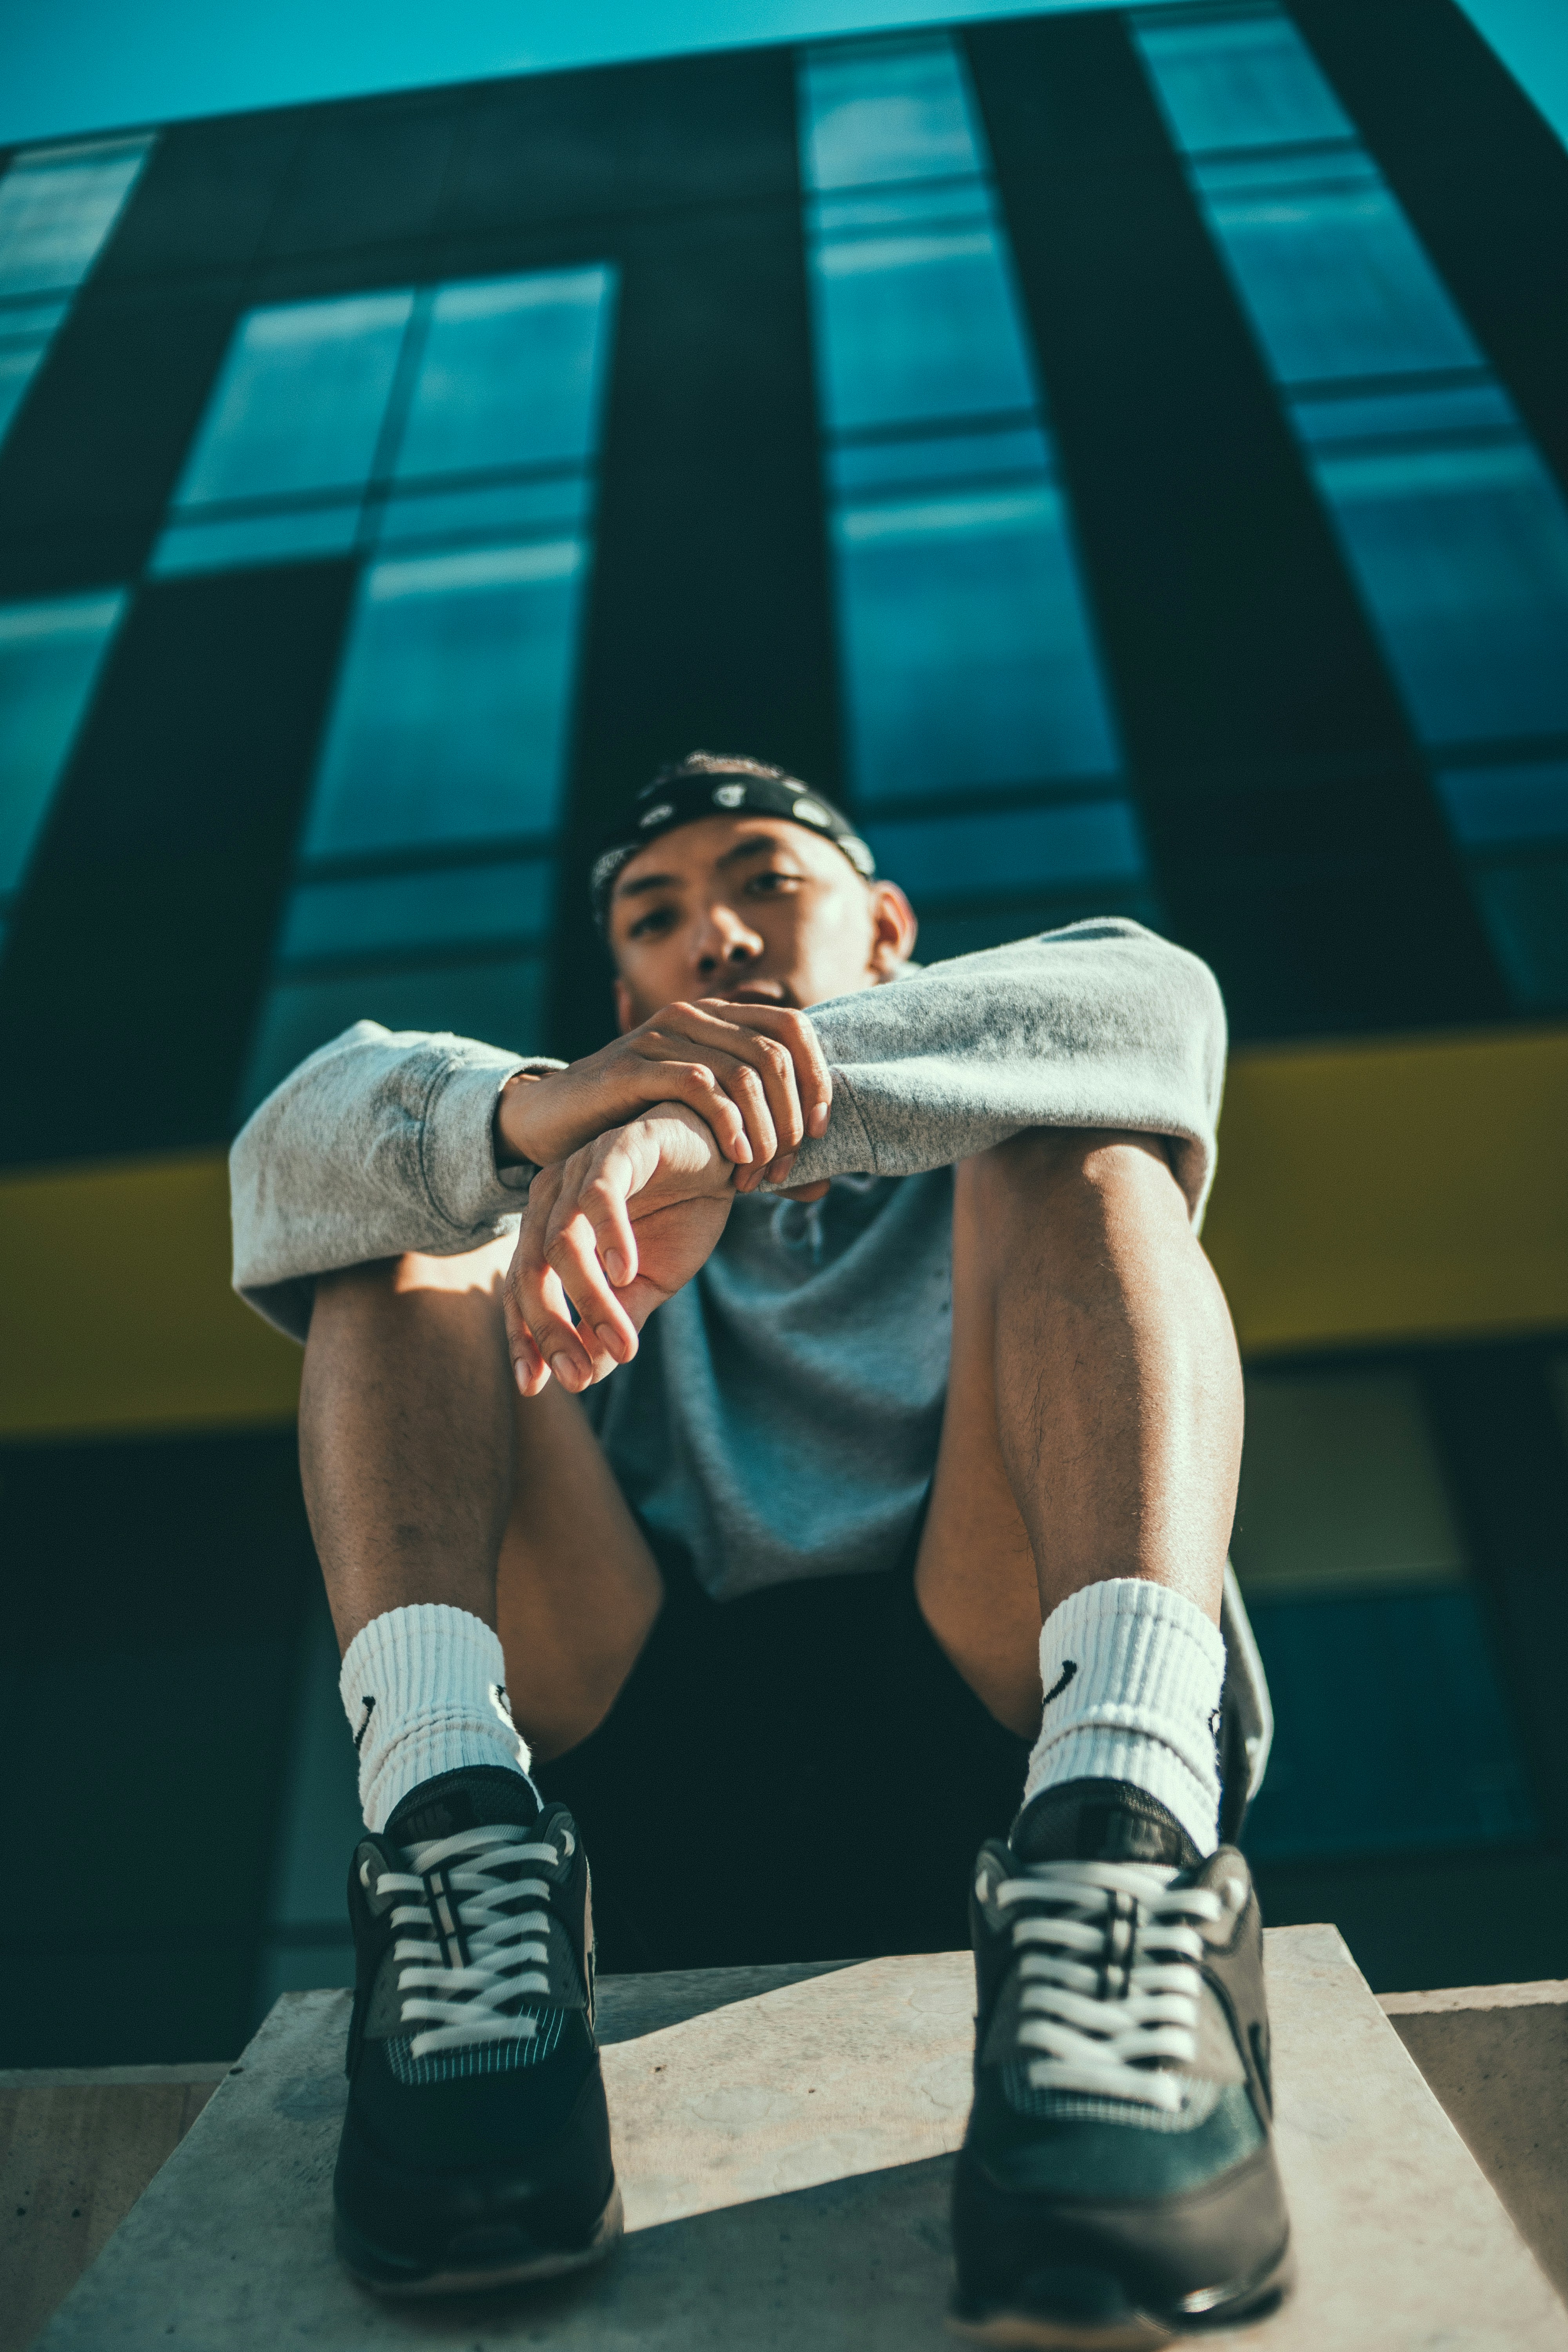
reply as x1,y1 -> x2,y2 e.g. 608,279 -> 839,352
299,1245 -> 662,1756
915,1129 -> 1243,1737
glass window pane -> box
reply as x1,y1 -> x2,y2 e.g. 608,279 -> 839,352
0,138 -> 153,298
0,342 -> 47,444
1437,760 -> 1568,848
802,38 -> 984,191
376,473 -> 590,551
1243,1587 -> 1536,1858
1199,168 -> 1481,387
393,268 -> 615,483
278,859 -> 553,964
241,953 -> 549,1117
1468,856 -> 1568,1010
0,591 -> 126,896
866,798 -> 1143,902
1233,1367 -> 1466,1599
173,292 -> 413,510
828,423 -> 1049,496
812,224 -> 1038,433
150,502 -> 359,578
1132,11 -> 1352,154
837,488 -> 1120,801
1318,439 -> 1568,745
303,540 -> 588,857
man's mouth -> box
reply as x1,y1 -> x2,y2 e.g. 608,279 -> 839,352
711,980 -> 797,1008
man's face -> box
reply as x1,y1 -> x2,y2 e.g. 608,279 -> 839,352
609,813 -> 916,1029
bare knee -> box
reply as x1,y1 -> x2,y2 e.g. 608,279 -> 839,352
959,1127 -> 1183,1234
313,1240 -> 513,1318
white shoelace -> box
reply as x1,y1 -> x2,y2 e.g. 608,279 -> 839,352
988,1858 -> 1231,2114
368,1821 -> 572,2062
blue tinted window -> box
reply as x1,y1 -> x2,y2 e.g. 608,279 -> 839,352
303,540 -> 588,859
1198,163 -> 1481,388
1233,1365 -> 1535,1860
837,489 -> 1120,801
1244,1588 -> 1535,1859
801,32 -> 1129,917
278,859 -> 552,965
866,797 -> 1143,902
151,503 -> 361,579
1436,760 -> 1568,848
1135,1 -> 1568,1009
391,269 -> 615,485
243,954 -> 550,1112
1316,439 -> 1568,744
172,292 -> 413,512
0,138 -> 153,298
1132,11 -> 1352,153
1467,858 -> 1568,1011
811,223 -> 1038,435
0,138 -> 153,456
0,591 -> 125,900
802,39 -> 985,191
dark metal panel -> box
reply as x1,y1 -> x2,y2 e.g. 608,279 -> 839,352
1292,0 -> 1568,505
94,113 -> 308,285
439,47 -> 802,243
550,54 -> 840,1062
965,12 -> 1505,1040
0,562 -> 356,1163
259,93 -> 460,261
0,281 -> 243,596
0,1428 -> 315,2066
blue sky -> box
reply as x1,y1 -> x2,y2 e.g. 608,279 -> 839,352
2,0 -> 1565,152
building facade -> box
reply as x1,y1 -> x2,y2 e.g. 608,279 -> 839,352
2,0 -> 1566,2063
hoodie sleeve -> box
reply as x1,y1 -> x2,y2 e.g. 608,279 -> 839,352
779,919 -> 1228,1225
229,1020 -> 564,1340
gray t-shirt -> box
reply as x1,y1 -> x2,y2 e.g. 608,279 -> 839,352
230,919 -> 1227,1603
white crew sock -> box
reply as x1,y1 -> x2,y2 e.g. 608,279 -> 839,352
339,1602 -> 534,1833
1022,1578 -> 1225,1855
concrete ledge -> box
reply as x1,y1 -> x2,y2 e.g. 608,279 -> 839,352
1379,1979 -> 1568,2298
25,1927 -> 1568,2350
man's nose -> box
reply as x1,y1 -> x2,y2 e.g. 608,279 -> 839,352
694,905 -> 763,976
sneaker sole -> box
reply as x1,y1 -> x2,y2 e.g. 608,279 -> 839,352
948,2235 -> 1295,2351
336,2178 -> 624,2298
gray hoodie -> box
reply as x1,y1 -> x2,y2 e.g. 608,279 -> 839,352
231,918 -> 1226,1605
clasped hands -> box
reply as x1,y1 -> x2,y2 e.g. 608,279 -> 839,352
494,999 -> 832,1397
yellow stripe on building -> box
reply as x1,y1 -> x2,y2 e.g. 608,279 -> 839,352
1,1023 -> 1564,1441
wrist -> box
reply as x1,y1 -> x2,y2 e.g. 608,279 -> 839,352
494,1069 -> 548,1168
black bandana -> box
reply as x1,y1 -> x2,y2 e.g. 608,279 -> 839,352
590,767 -> 876,933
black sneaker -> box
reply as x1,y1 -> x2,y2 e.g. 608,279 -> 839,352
332,1763 -> 622,2295
951,1778 -> 1293,2349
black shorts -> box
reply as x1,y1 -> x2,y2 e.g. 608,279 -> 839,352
534,1506 -> 1030,1973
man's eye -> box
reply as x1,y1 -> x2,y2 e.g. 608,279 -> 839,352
748,870 -> 798,895
628,906 -> 676,940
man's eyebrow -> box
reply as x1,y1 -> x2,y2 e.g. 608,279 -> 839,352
614,869 -> 683,902
614,835 -> 787,904
717,836 -> 792,869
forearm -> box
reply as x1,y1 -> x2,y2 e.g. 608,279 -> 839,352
778,920 -> 1228,1225
230,1020 -> 564,1339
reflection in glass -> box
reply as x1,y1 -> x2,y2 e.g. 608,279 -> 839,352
278,860 -> 553,966
172,292 -> 414,512
837,489 -> 1119,801
800,32 -> 1137,940
304,541 -> 587,858
1134,1 -> 1568,1009
0,136 -> 154,455
0,591 -> 126,900
392,269 -> 615,484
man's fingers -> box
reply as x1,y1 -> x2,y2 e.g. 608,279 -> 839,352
544,1208 -> 638,1376
691,1001 -> 829,1158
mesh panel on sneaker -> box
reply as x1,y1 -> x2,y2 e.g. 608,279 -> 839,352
1000,2061 -> 1222,2130
384,2005 -> 569,2088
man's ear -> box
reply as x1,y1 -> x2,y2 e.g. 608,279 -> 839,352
867,880 -> 918,981
613,975 -> 636,1034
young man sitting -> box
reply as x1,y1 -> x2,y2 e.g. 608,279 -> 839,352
231,751 -> 1290,2345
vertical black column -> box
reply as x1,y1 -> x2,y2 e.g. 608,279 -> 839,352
965,14 -> 1504,1041
0,564 -> 356,1163
550,47 -> 840,1062
1292,0 -> 1568,504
